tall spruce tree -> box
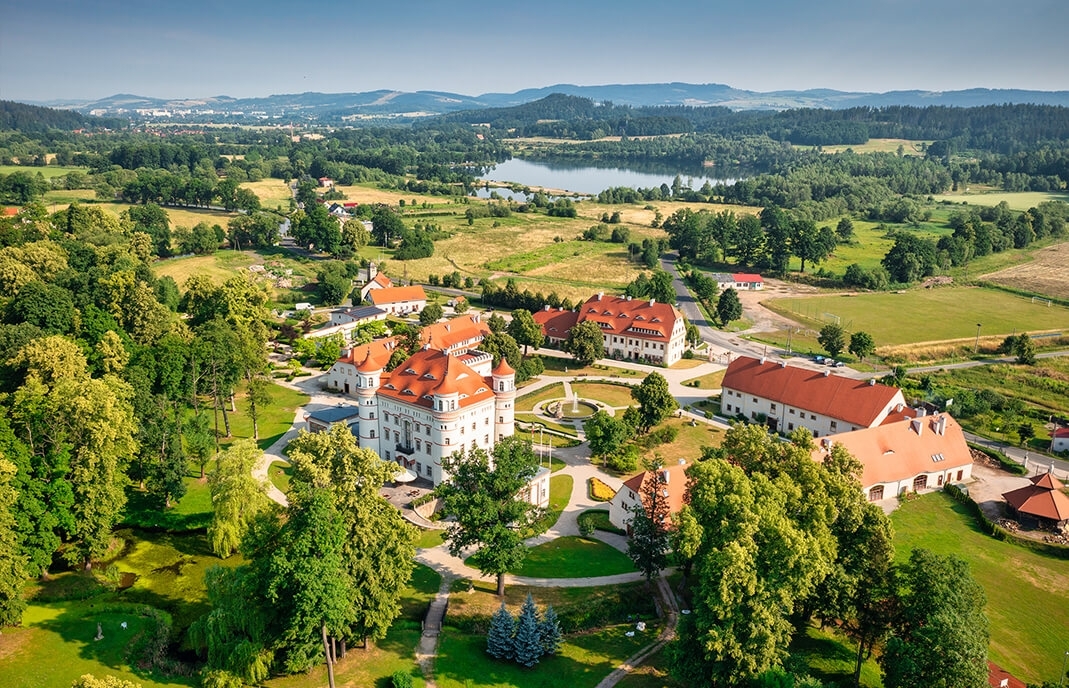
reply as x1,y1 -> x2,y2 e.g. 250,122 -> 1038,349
486,602 -> 515,660
539,605 -> 563,656
513,593 -> 544,668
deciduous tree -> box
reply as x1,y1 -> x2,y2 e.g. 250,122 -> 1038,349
631,372 -> 677,433
564,320 -> 604,367
207,440 -> 272,558
848,331 -> 875,363
438,437 -> 542,596
716,288 -> 742,327
818,323 -> 846,358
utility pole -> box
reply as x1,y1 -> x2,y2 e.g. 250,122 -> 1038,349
974,323 -> 982,353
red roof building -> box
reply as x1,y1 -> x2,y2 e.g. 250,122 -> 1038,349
420,313 -> 490,356
814,410 -> 974,501
609,461 -> 690,531
368,285 -> 427,316
532,292 -> 686,365
722,356 -> 906,437
360,271 -> 394,301
1051,426 -> 1069,453
732,273 -> 764,290
1003,472 -> 1069,528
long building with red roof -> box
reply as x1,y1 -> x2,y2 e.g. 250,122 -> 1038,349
533,292 -> 686,365
813,410 -> 974,501
722,355 -> 906,437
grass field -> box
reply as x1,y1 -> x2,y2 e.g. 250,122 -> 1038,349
570,382 -> 639,408
435,623 -> 653,688
765,286 -> 1069,347
516,383 -> 566,412
268,460 -> 292,494
980,241 -> 1069,301
891,491 -> 1069,683
635,417 -> 724,464
511,537 -> 636,578
932,189 -> 1069,211
802,138 -> 933,156
680,369 -> 725,390
241,179 -> 293,209
0,164 -> 88,179
528,474 -> 573,536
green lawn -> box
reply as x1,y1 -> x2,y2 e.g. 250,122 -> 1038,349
268,460 -> 292,494
435,623 -> 653,688
0,164 -> 88,179
578,510 -> 626,536
635,417 -> 725,464
121,475 -> 213,531
892,491 -> 1069,683
790,624 -> 882,688
540,356 -> 644,379
765,286 -> 1069,347
416,528 -> 446,549
528,474 -> 573,536
516,383 -> 565,412
511,537 -> 636,578
680,369 -> 725,390
571,381 -> 639,408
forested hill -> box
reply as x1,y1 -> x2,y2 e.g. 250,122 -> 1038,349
429,95 -> 1069,151
0,100 -> 124,132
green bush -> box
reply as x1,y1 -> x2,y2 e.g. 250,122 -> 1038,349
392,670 -> 414,688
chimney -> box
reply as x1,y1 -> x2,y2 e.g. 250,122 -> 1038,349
597,292 -> 603,301
911,418 -> 924,436
660,469 -> 670,483
649,298 -> 655,307
760,356 -> 766,364
678,458 -> 686,465
896,403 -> 904,413
936,415 -> 947,436
824,369 -> 830,377
869,378 -> 876,386
918,407 -> 928,418
626,295 -> 632,301
779,361 -> 786,368
544,304 -> 550,311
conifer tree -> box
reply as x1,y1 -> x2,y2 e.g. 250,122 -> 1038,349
486,602 -> 515,660
513,593 -> 544,668
539,605 -> 562,656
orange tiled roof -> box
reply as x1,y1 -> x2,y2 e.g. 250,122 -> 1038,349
533,307 -> 579,337
369,272 -> 393,289
621,462 -> 689,522
492,356 -> 515,376
988,661 -> 1027,688
337,337 -> 398,372
815,412 -> 972,488
578,293 -> 678,341
420,314 -> 490,353
369,285 -> 426,305
1003,472 -> 1069,521
378,348 -> 494,410
723,356 -> 902,428
732,273 -> 763,282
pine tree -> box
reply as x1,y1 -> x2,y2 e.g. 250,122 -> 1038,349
539,605 -> 562,656
486,602 -> 515,661
513,593 -> 544,668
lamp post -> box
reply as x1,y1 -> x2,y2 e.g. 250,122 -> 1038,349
974,323 -> 982,353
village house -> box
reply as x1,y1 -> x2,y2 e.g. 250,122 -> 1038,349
532,292 -> 687,366
721,356 -> 906,437
419,313 -> 491,356
1050,427 -> 1069,453
359,269 -> 393,301
329,305 -> 388,328
987,661 -> 1027,688
813,409 -> 974,501
609,461 -> 689,532
732,273 -> 764,290
368,285 -> 427,316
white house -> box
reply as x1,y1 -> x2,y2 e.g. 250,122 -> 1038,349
1051,427 -> 1069,453
305,406 -> 361,434
329,305 -> 388,328
721,355 -> 906,437
368,285 -> 427,316
732,273 -> 764,291
608,461 -> 689,532
533,292 -> 687,366
360,270 -> 393,302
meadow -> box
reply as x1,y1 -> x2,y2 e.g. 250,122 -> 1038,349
932,188 -> 1069,211
0,163 -> 88,179
979,241 -> 1069,301
892,491 -> 1069,683
764,286 -> 1069,348
802,138 -> 932,156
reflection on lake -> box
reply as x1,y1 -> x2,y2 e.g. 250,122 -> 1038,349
474,157 -> 744,198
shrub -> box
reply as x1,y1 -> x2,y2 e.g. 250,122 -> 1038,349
391,670 -> 414,688
588,477 -> 616,502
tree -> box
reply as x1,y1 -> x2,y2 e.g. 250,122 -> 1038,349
71,676 -> 144,688
207,440 -> 272,558
627,464 -> 671,585
513,593 -> 544,667
818,323 -> 846,358
881,549 -> 988,688
848,331 -> 875,363
564,320 -> 605,367
285,425 -> 416,648
836,217 -> 855,242
486,602 -> 515,660
670,504 -> 702,583
1017,422 -> 1035,446
419,303 -> 444,325
881,233 -> 938,284
438,437 -> 542,596
125,203 -> 171,257
734,214 -> 765,266
630,372 -> 677,433
507,309 -> 544,355
584,410 -> 632,457
716,288 -> 742,326
539,605 -> 562,656
1013,334 -> 1036,365
0,457 -> 27,626
371,207 -> 406,246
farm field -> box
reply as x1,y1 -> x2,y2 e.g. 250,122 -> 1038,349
240,178 -> 293,209
806,138 -> 932,156
892,491 -> 1069,683
979,241 -> 1069,301
764,286 -> 1069,347
0,163 -> 88,178
932,189 -> 1069,211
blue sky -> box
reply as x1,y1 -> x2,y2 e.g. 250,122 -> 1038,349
2,0 -> 1067,102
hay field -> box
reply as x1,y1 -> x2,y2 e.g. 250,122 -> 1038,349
240,179 -> 292,208
979,241 -> 1069,300
932,190 -> 1069,211
0,164 -> 87,179
764,286 -> 1069,347
153,250 -> 261,287
804,138 -> 932,155
330,183 -> 458,207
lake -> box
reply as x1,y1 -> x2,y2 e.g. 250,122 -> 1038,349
475,157 -> 744,198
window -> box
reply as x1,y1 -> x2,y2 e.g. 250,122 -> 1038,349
472,422 -> 476,430
426,464 -> 432,476
499,416 -> 504,423
789,409 -> 795,415
770,403 -> 777,411
484,418 -> 489,425
385,451 -> 390,460
788,423 -> 794,431
830,421 -> 837,430
445,438 -> 450,445
370,430 -> 376,439
956,470 -> 963,481
810,414 -> 816,420
752,397 -> 757,402
383,412 -> 389,422
484,435 -> 489,444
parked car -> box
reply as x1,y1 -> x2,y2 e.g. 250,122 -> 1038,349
814,355 -> 825,363
833,360 -> 845,368
826,359 -> 838,366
